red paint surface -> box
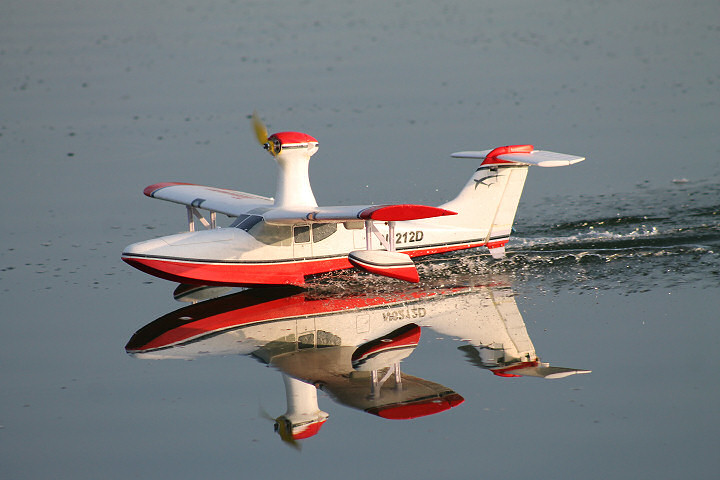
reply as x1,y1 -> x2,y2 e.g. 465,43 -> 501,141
491,361 -> 540,377
292,419 -> 327,440
143,182 -> 194,197
123,241 -> 489,287
126,286 -> 447,352
481,144 -> 534,166
348,256 -> 420,283
359,204 -> 457,221
486,239 -> 509,250
269,131 -> 318,145
367,393 -> 465,420
352,324 -> 421,363
122,255 -> 351,287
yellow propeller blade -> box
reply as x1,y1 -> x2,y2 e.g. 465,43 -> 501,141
274,416 -> 301,450
258,406 -> 300,450
252,111 -> 268,145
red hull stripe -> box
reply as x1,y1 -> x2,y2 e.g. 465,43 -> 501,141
123,255 -> 352,287
486,239 -> 509,250
402,240 -> 487,258
127,289 -> 447,352
122,240 -> 491,287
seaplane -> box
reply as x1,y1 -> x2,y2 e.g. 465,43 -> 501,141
122,114 -> 585,286
126,280 -> 590,444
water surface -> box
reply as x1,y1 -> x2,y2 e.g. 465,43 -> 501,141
2,0 -> 719,478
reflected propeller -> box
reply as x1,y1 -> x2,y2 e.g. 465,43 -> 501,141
259,406 -> 300,450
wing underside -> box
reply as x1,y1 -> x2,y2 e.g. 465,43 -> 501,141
143,183 -> 456,224
262,204 -> 457,225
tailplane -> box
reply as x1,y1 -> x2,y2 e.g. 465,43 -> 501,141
439,145 -> 585,258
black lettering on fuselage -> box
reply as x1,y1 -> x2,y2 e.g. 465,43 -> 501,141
382,306 -> 427,322
384,230 -> 424,245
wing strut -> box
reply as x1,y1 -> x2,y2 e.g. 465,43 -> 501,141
186,206 -> 217,232
365,220 -> 396,251
370,363 -> 402,398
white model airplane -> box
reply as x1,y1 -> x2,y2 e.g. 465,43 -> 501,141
122,114 -> 585,286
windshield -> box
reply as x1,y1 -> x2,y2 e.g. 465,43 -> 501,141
232,214 -> 292,246
230,214 -> 263,231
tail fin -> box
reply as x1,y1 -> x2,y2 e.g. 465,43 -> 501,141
440,145 -> 585,258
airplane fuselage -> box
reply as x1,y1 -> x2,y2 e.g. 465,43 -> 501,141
122,211 -> 495,287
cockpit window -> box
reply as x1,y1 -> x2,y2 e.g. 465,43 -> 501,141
311,223 -> 337,242
232,215 -> 291,246
230,214 -> 263,231
294,225 -> 311,243
231,216 -> 338,246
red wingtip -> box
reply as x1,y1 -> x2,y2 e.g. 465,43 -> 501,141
143,182 -> 193,197
359,204 -> 457,222
367,393 -> 465,420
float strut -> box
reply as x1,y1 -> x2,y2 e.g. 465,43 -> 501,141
186,206 -> 195,232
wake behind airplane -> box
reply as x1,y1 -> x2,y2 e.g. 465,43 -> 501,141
122,114 -> 585,286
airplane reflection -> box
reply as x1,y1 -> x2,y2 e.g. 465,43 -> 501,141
126,280 -> 589,445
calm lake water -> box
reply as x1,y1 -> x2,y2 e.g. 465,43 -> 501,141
2,0 -> 719,478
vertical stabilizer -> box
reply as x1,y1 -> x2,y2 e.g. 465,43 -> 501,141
443,145 -> 585,258
439,151 -> 531,257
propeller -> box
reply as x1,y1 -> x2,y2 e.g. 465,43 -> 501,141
252,110 -> 283,156
252,110 -> 268,145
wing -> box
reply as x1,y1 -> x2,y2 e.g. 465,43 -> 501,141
143,182 -> 273,217
262,204 -> 457,225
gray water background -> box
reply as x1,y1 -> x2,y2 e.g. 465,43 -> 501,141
2,0 -> 719,478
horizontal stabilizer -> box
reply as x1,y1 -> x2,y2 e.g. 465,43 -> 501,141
493,364 -> 591,379
452,148 -> 585,167
348,250 -> 419,283
263,204 -> 456,225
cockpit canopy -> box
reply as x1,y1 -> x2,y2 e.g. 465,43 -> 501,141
231,214 -> 337,246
